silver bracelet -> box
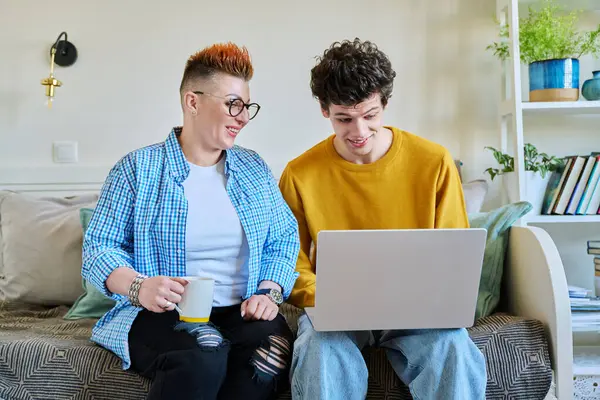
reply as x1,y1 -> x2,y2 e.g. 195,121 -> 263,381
128,274 -> 148,307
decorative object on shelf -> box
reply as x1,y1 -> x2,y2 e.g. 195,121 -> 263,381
582,70 -> 600,101
503,171 -> 551,214
40,32 -> 77,109
573,375 -> 600,400
484,144 -> 563,213
484,143 -> 563,181
529,58 -> 579,102
573,345 -> 600,399
486,0 -> 600,102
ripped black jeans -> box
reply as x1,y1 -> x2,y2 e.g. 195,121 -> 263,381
128,304 -> 293,400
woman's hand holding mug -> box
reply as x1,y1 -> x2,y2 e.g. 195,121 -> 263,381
138,276 -> 188,313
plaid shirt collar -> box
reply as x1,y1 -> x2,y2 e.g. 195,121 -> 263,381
165,126 -> 238,182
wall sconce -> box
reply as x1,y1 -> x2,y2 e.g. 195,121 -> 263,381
41,31 -> 78,109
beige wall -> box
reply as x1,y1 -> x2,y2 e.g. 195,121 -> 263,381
0,0 -> 500,180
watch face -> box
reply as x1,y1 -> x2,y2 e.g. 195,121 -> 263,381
270,289 -> 283,304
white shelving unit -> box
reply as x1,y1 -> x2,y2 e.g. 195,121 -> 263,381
501,100 -> 600,116
496,0 -> 600,398
528,215 -> 600,224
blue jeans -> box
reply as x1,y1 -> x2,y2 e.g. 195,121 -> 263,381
290,313 -> 486,400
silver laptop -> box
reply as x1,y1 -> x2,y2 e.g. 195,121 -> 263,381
305,228 -> 487,331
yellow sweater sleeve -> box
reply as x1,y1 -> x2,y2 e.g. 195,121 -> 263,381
435,152 -> 470,229
278,166 -> 316,308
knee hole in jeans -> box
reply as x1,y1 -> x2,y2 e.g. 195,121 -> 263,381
251,335 -> 291,381
174,322 -> 223,348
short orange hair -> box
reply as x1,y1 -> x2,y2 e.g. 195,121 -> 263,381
179,42 -> 253,92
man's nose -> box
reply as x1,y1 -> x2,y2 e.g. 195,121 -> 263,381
355,119 -> 370,137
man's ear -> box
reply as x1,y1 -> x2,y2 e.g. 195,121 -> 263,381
321,107 -> 330,119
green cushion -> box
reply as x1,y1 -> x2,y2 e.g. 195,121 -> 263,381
64,208 -> 116,320
470,201 -> 532,320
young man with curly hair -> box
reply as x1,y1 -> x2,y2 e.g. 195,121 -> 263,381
279,39 -> 486,400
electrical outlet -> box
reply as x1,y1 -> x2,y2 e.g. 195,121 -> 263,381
53,141 -> 78,163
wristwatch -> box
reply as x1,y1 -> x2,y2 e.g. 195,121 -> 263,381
255,288 -> 283,306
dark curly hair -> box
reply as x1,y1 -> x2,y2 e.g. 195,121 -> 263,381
310,38 -> 396,110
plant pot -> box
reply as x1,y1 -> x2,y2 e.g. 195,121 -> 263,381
503,171 -> 551,214
582,70 -> 600,101
503,172 -> 519,204
528,58 -> 580,102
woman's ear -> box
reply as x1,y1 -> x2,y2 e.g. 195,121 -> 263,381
184,92 -> 198,115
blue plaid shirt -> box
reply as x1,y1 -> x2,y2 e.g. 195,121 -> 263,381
82,127 -> 300,370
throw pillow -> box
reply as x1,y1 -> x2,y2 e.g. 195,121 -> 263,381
0,191 -> 98,305
64,208 -> 116,320
470,201 -> 533,320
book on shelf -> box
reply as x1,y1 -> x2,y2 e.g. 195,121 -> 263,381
541,153 -> 600,216
569,244 -> 600,331
569,285 -> 600,331
588,240 -> 600,256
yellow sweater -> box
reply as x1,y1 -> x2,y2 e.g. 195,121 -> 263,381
278,127 -> 469,309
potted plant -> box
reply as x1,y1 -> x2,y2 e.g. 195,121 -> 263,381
484,143 -> 563,212
487,0 -> 600,102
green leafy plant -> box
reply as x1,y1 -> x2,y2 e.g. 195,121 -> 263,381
484,143 -> 563,181
487,0 -> 600,64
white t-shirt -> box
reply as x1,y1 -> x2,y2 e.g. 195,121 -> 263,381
182,157 -> 249,306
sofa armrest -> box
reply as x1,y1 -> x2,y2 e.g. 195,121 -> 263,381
504,226 -> 573,400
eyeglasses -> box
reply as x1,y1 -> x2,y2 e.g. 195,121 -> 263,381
193,91 -> 260,120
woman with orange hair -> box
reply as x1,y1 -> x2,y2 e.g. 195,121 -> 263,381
82,43 -> 300,400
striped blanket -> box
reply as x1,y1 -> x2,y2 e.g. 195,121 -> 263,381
0,302 -> 553,400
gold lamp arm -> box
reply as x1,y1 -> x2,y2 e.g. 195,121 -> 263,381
41,31 -> 76,109
50,47 -> 56,76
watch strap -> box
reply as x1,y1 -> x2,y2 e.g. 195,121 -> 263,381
255,288 -> 283,305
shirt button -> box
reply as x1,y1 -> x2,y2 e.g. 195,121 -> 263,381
177,249 -> 182,254
179,209 -> 184,214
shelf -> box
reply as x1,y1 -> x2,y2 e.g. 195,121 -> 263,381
519,0 -> 600,11
574,346 -> 600,375
527,215 -> 600,224
522,101 -> 600,115
499,100 -> 600,117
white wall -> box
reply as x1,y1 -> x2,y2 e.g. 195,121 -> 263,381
0,0 -> 500,181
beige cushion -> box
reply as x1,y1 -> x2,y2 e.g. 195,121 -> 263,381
463,179 -> 489,214
0,191 -> 98,306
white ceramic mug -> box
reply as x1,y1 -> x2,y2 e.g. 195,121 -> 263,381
175,276 -> 214,323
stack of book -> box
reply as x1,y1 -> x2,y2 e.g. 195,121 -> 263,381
569,284 -> 600,331
541,153 -> 600,215
590,240 -> 600,299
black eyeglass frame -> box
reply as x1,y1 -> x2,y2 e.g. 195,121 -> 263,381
192,91 -> 260,120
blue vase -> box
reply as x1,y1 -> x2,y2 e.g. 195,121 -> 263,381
582,70 -> 600,101
528,58 -> 580,102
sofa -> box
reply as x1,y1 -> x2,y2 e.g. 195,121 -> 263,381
0,184 -> 571,399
